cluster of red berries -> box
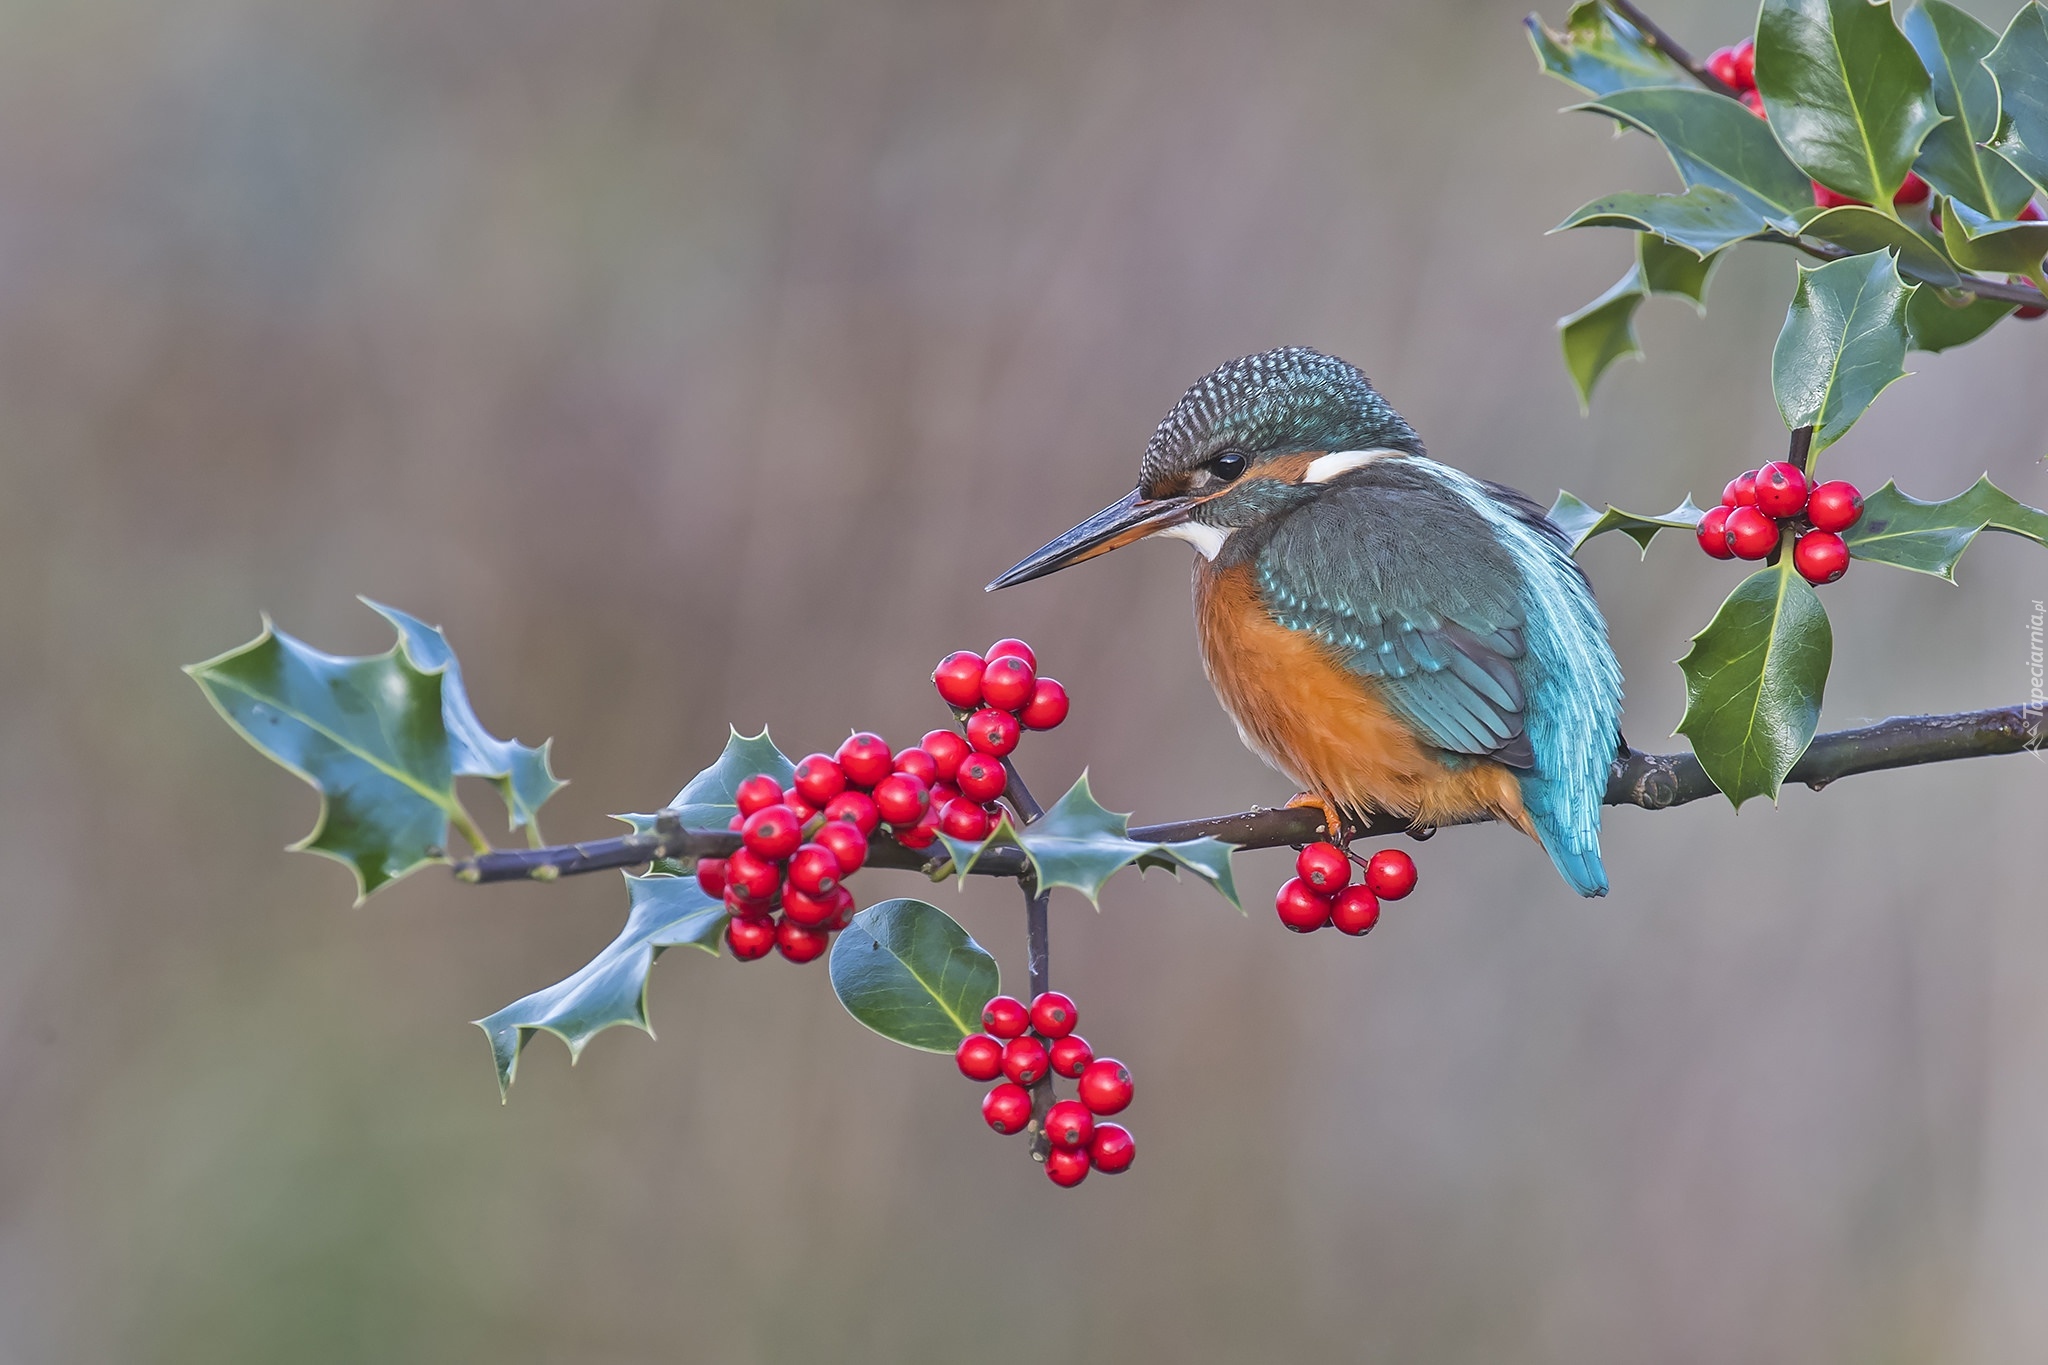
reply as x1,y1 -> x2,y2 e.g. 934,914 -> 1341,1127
1274,842 -> 1417,934
1695,464 -> 1863,585
1711,33 -> 2046,317
957,991 -> 1135,1188
694,636 -> 1061,963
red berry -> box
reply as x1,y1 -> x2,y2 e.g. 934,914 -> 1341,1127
1089,1123 -> 1135,1173
984,638 -> 1037,671
1364,848 -> 1418,901
827,886 -> 857,930
932,651 -> 987,709
1045,1146 -> 1091,1186
2024,200 -> 2045,221
1705,45 -> 1743,88
892,807 -> 942,849
1002,1035 -> 1050,1085
1018,678 -> 1071,730
1078,1058 -> 1134,1115
1330,885 -> 1382,936
1722,469 -> 1759,507
724,884 -> 773,919
786,843 -> 840,897
822,790 -> 881,836
872,772 -> 931,828
790,754 -> 846,807
2013,274 -> 2046,319
938,798 -> 992,841
1811,180 -> 1864,209
1793,528 -> 1849,584
1805,480 -> 1864,532
928,781 -> 961,811
1295,841 -> 1351,891
1931,202 -> 1943,231
1275,876 -> 1333,933
955,752 -> 1009,804
956,1033 -> 1004,1081
781,885 -> 837,927
742,805 -> 802,861
966,707 -> 1021,757
776,918 -> 830,963
1894,171 -> 1931,205
982,1083 -> 1033,1135
812,819 -> 868,877
980,654 -> 1038,711
892,747 -> 938,786
1753,461 -> 1810,519
727,813 -> 743,830
780,788 -> 819,825
1697,505 -> 1736,559
1044,1099 -> 1095,1150
1049,1034 -> 1094,1078
725,915 -> 776,960
834,732 -> 894,789
1731,37 -> 1755,89
1741,88 -> 1765,116
734,774 -> 785,817
921,729 -> 970,781
982,995 -> 1029,1038
1029,991 -> 1078,1038
725,846 -> 783,902
695,857 -> 727,898
1724,505 -> 1780,560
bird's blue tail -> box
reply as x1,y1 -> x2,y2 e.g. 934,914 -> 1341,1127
1529,815 -> 1609,897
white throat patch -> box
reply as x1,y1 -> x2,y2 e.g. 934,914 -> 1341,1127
1158,520 -> 1232,561
1304,448 -> 1402,483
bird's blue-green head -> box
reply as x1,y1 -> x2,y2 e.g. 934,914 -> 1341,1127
988,346 -> 1424,589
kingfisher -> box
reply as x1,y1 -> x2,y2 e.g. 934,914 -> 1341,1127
987,347 -> 1623,896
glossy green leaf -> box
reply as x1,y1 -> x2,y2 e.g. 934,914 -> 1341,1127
1575,87 -> 1816,223
1843,475 -> 2048,578
1905,283 -> 2015,349
187,605 -> 490,900
367,601 -> 564,835
1555,186 -> 1770,256
1559,266 -> 1645,409
829,898 -> 1000,1053
616,727 -> 795,837
476,873 -> 728,1097
1638,232 -> 1720,308
1525,1 -> 1693,96
940,797 -> 1239,907
1936,198 -> 2048,283
1771,250 -> 1915,450
1548,491 -> 1708,554
1903,1 -> 2038,217
1754,0 -> 1944,205
1986,4 -> 2048,197
1676,561 -> 1834,808
1801,204 -> 1960,286
1144,836 -> 1242,910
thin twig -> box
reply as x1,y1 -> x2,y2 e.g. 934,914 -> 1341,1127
1600,0 -> 1742,97
451,703 -> 2045,884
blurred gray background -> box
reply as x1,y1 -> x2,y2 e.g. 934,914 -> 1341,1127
3,0 -> 2045,1360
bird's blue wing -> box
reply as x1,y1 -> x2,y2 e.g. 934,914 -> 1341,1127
1255,480 -> 1534,767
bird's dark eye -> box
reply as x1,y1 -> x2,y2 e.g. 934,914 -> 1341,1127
1208,452 -> 1248,483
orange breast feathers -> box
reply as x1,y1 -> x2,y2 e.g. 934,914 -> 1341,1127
1192,560 -> 1534,836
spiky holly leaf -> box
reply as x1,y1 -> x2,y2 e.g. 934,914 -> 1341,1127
829,898 -> 1000,1053
1676,560 -> 1834,808
1754,0 -> 1943,206
1555,186 -> 1770,257
186,602 -> 528,900
1772,250 -> 1915,451
1525,1 -> 1693,97
1903,1 -> 2038,218
1842,475 -> 2048,578
1559,266 -> 1646,409
1986,4 -> 2048,198
1934,198 -> 2048,284
1134,837 -> 1243,911
367,601 -> 563,835
1637,233 -> 1721,308
940,800 -> 1240,907
475,872 -> 726,1097
1905,285 -> 2014,350
1800,205 -> 1960,287
1572,87 -> 1814,225
614,727 -> 795,838
1548,491 -> 1708,555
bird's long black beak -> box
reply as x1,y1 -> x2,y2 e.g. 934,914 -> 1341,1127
985,487 -> 1193,591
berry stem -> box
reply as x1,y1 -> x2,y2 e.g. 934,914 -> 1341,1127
1789,425 -> 1815,480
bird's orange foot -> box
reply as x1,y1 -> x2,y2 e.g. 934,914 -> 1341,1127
1285,792 -> 1349,842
